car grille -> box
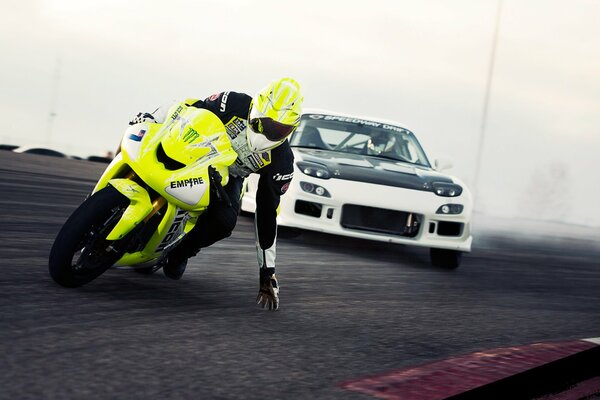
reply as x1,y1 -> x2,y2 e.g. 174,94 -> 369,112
340,204 -> 421,237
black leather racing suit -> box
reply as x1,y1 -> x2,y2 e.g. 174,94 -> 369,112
167,91 -> 294,271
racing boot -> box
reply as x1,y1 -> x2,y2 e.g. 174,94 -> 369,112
162,251 -> 189,280
256,267 -> 279,310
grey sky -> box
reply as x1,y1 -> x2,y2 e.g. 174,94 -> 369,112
1,0 -> 599,227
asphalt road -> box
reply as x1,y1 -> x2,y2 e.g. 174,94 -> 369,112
1,151 -> 599,399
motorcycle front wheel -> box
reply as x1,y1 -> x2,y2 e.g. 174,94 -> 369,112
49,185 -> 130,287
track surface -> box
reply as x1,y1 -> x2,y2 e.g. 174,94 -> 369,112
1,151 -> 599,399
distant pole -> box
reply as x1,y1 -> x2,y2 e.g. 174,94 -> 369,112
473,0 -> 503,208
46,57 -> 62,144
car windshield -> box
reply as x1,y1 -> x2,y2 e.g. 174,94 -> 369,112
290,114 -> 431,167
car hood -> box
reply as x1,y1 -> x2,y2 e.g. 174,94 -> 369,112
293,148 -> 454,192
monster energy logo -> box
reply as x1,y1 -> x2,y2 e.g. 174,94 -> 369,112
182,127 -> 200,143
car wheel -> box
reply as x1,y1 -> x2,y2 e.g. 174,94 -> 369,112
430,248 -> 462,269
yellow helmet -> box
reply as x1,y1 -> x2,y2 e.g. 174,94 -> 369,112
247,77 -> 304,152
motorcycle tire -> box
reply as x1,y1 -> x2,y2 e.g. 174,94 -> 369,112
49,185 -> 130,287
133,264 -> 162,274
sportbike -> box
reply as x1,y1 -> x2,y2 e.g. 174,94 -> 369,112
49,103 -> 237,287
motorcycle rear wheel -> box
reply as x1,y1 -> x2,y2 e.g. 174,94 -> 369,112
49,186 -> 130,287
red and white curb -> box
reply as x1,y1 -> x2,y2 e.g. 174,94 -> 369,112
339,338 -> 600,400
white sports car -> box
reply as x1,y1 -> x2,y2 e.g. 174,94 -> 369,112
241,110 -> 473,268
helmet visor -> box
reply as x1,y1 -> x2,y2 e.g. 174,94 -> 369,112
249,106 -> 297,141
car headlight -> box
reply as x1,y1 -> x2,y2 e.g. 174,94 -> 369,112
297,161 -> 331,179
299,181 -> 331,197
436,204 -> 464,214
431,182 -> 463,197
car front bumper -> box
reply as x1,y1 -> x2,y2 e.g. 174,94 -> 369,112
241,174 -> 473,252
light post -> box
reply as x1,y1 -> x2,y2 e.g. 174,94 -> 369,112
473,0 -> 503,211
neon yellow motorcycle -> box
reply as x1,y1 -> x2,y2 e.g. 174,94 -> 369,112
49,103 -> 237,287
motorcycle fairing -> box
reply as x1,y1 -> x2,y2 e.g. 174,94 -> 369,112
89,102 -> 238,267
105,179 -> 153,241
95,103 -> 237,211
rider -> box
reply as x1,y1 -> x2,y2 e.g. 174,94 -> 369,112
366,130 -> 397,157
129,77 -> 303,310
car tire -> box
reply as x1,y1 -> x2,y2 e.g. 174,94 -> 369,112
430,248 -> 462,269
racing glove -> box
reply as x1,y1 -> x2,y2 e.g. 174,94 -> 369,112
129,112 -> 157,125
256,267 -> 279,311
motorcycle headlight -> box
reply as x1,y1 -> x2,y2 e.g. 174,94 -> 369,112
432,182 -> 463,197
297,161 -> 331,179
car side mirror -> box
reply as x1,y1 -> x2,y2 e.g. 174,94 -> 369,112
435,158 -> 453,171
